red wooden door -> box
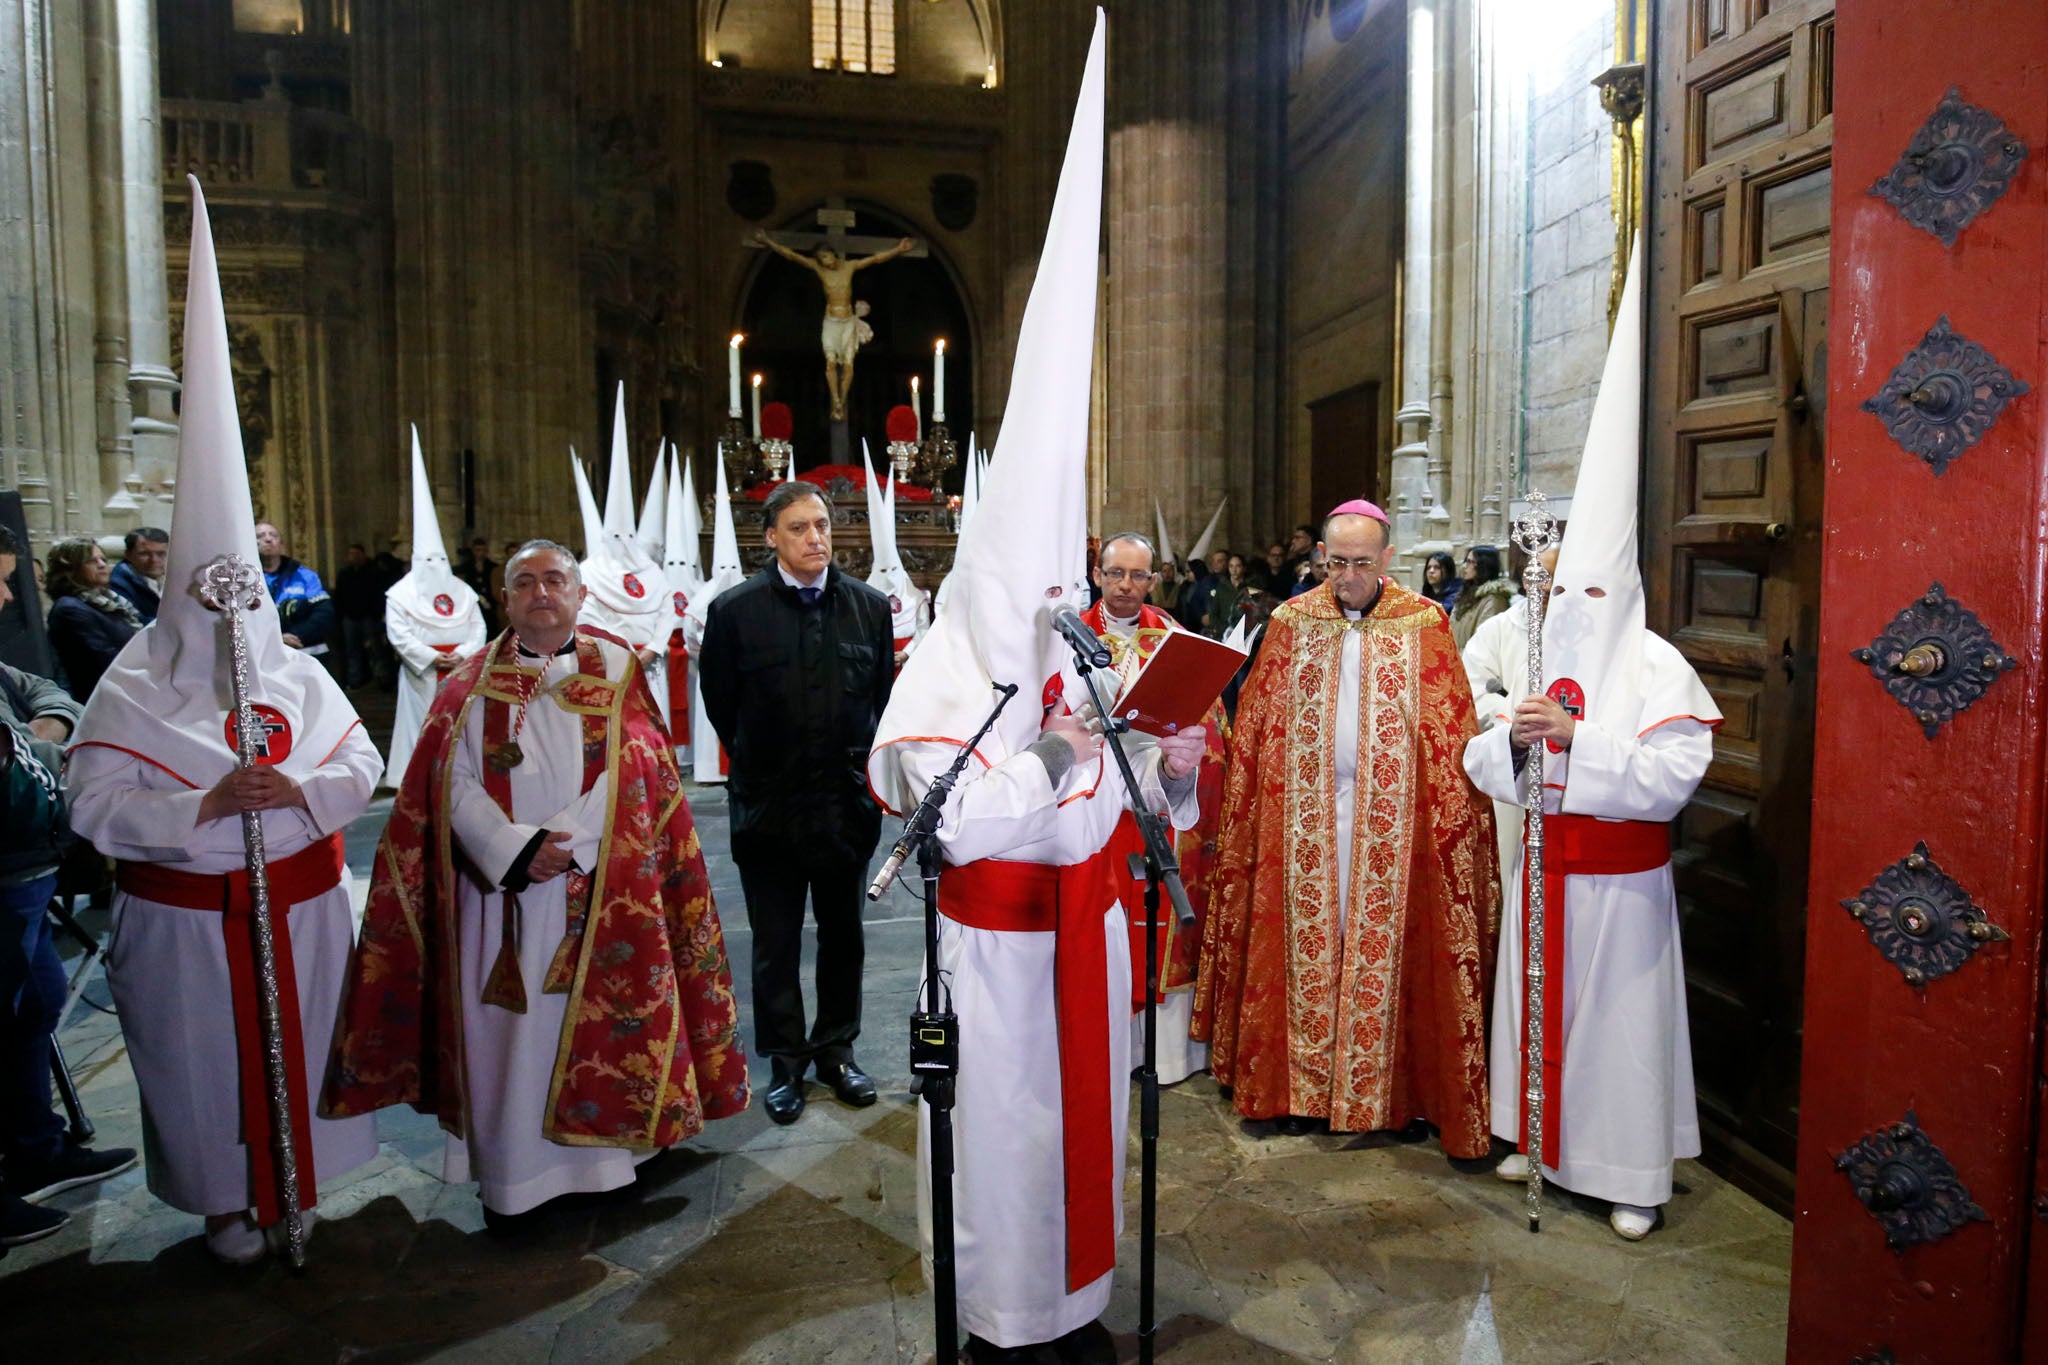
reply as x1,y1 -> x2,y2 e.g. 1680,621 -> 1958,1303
1787,1 -> 2048,1359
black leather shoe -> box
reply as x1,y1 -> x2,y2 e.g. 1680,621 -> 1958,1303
1273,1114 -> 1323,1137
763,1075 -> 806,1125
963,1335 -> 1062,1364
1051,1319 -> 1116,1365
816,1058 -> 878,1107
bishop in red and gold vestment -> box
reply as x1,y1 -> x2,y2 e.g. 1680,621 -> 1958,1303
325,543 -> 747,1215
1084,533 -> 1230,1085
1194,503 -> 1499,1154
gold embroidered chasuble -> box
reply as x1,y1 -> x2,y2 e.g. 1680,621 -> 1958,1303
1193,579 -> 1499,1154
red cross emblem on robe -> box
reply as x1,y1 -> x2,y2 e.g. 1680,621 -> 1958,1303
624,573 -> 645,599
223,704 -> 294,764
433,592 -> 454,617
1545,677 -> 1584,754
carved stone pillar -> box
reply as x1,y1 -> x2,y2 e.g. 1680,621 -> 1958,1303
0,0 -> 104,552
1389,0 -> 1439,570
1106,0 -> 1229,549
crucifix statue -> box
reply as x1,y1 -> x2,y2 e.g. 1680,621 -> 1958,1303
750,198 -> 924,422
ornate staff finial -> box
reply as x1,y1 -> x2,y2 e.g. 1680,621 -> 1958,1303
198,554 -> 266,614
1510,489 -> 1561,560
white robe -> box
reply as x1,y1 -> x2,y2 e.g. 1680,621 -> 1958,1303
899,728 -> 1197,1348
66,729 -> 382,1217
1462,597 -> 1529,901
383,594 -> 488,788
439,636 -> 655,1214
1462,658 -> 1712,1208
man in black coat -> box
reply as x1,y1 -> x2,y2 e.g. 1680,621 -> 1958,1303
700,480 -> 894,1125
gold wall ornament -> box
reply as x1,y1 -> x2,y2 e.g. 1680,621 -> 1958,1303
1592,60 -> 1646,331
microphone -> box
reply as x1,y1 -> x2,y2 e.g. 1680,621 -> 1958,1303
1051,606 -> 1111,669
866,841 -> 912,902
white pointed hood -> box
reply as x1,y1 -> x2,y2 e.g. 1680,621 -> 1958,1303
577,386 -> 667,640
572,449 -> 603,558
1189,497 -> 1227,564
681,447 -> 748,651
958,434 -> 981,533
864,441 -> 928,647
73,176 -> 361,786
391,423 -> 482,628
870,11 -> 1105,810
1542,238 -> 1719,737
598,384 -> 655,573
636,440 -> 668,562
1153,500 -> 1176,569
664,445 -> 704,622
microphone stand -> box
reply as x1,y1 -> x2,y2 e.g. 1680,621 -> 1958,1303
1062,640 -> 1194,1365
870,683 -> 1018,1365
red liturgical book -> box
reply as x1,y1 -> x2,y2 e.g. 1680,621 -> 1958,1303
1110,630 -> 1248,737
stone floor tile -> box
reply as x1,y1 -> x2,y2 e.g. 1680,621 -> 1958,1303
1605,1306 -> 1787,1363
1618,1234 -> 1791,1334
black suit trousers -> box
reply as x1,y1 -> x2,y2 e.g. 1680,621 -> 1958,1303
735,851 -> 865,1074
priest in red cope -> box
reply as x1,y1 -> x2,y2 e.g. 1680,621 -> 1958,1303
324,540 -> 749,1220
66,178 -> 380,1265
1195,500 -> 1500,1149
1083,530 -> 1229,1086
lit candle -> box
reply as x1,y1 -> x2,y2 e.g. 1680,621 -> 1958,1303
727,334 -> 744,416
751,373 -> 763,439
933,339 -> 947,422
910,376 -> 921,441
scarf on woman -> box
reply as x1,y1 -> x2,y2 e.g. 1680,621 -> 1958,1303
67,584 -> 142,627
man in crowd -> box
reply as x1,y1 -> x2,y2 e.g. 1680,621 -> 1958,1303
1259,542 -> 1289,595
0,525 -> 137,1252
1282,523 -> 1317,582
326,539 -> 749,1223
1083,531 -> 1230,1085
255,520 -> 335,658
1464,248 -> 1718,1241
458,536 -> 501,638
1196,501 -> 1499,1155
109,526 -> 167,625
68,181 -> 378,1264
334,544 -> 388,690
700,480 -> 895,1125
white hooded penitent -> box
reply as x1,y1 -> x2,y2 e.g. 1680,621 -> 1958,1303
864,441 -> 930,651
381,423 -> 487,787
578,383 -> 668,645
869,11 -> 1106,810
72,175 -> 361,786
1540,239 -> 1718,733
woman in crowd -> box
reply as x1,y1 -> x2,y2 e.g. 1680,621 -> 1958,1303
1450,543 -> 1513,649
1421,550 -> 1461,616
45,538 -> 141,702
1205,552 -> 1252,638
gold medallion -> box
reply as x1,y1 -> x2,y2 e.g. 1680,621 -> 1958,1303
486,740 -> 525,772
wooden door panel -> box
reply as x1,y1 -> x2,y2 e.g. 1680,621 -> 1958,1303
1648,0 -> 1832,1209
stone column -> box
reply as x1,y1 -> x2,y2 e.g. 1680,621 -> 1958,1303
1106,0 -> 1229,547
1389,0 -> 1438,570
117,0 -> 178,523
1,0 -> 104,552
83,0 -> 176,533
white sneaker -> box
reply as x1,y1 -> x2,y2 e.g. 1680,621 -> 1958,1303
1494,1153 -> 1528,1182
206,1215 -> 267,1266
1610,1203 -> 1658,1240
264,1207 -> 319,1256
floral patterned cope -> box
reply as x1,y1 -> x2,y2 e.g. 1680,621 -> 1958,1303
322,627 -> 749,1148
1192,579 -> 1499,1156
1081,601 -> 1231,1006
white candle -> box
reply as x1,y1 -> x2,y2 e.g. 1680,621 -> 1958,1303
727,334 -> 743,416
934,339 -> 947,422
910,376 -> 921,441
751,373 -> 763,439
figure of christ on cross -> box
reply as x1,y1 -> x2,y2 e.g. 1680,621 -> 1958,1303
752,226 -> 918,421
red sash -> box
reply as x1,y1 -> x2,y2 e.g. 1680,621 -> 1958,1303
1518,814 -> 1671,1161
667,628 -> 690,742
116,831 -> 347,1225
939,846 -> 1123,1294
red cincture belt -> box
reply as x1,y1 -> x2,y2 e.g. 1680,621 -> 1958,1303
117,831 -> 347,1224
940,847 -> 1122,1294
1519,814 -> 1671,1163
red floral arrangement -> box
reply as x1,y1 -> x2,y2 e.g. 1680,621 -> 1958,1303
761,401 -> 794,442
886,405 -> 919,444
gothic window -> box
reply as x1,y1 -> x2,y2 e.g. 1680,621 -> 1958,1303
812,0 -> 897,75
232,0 -> 304,34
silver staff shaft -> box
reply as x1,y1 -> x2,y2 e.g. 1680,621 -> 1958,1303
202,555 -> 306,1269
1509,491 -> 1561,1234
